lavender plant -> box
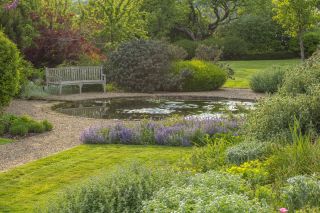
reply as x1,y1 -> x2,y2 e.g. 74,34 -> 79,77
80,117 -> 241,147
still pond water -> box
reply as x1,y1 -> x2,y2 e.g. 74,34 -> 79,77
53,97 -> 255,120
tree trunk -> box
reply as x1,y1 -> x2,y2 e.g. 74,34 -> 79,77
299,32 -> 305,60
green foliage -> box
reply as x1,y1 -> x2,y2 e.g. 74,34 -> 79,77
165,42 -> 188,61
216,13 -> 293,59
42,120 -> 53,131
304,30 -> 320,56
142,0 -> 186,38
44,164 -> 189,213
290,30 -> 320,57
104,83 -> 120,92
19,59 -> 43,85
272,0 -> 320,38
227,160 -> 271,186
0,122 -> 5,136
28,121 -> 45,133
85,0 -> 148,50
226,141 -> 272,165
250,66 -> 286,93
0,1 -> 37,50
19,81 -> 48,100
171,60 -> 227,91
0,114 -> 53,137
174,39 -> 200,59
267,125 -> 320,182
280,50 -> 320,95
183,135 -> 240,172
143,171 -> 271,212
272,0 -> 320,59
9,122 -> 28,136
282,175 -> 320,211
0,31 -> 21,111
219,36 -> 249,59
106,40 -> 173,92
245,89 -> 320,141
195,44 -> 222,61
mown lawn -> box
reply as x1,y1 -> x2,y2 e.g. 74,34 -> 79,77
223,59 -> 301,88
0,144 -> 191,212
0,138 -> 14,145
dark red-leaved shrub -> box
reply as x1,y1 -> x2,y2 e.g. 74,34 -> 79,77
24,27 -> 103,68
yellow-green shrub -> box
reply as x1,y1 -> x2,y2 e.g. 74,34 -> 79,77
171,60 -> 227,91
0,31 -> 21,111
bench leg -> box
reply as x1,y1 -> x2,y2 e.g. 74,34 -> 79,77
79,84 -> 83,94
59,85 -> 63,95
102,84 -> 106,93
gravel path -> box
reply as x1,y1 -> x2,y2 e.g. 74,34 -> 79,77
0,89 -> 264,172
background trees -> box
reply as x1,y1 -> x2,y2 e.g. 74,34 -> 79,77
83,0 -> 148,50
0,0 -> 319,65
272,0 -> 320,60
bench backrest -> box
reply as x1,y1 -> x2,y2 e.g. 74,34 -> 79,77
45,66 -> 104,83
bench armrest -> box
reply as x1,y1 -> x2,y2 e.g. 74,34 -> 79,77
46,74 -> 62,83
101,74 -> 107,83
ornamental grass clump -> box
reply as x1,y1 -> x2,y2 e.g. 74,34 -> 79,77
80,117 -> 241,146
0,114 -> 53,137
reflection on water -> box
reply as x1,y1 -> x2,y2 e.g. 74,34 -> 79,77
53,97 -> 255,120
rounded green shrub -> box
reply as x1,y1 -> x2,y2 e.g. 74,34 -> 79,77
9,123 -> 28,136
245,88 -> 320,141
0,31 -> 21,111
171,60 -> 227,91
280,50 -> 320,95
226,141 -> 271,165
106,40 -> 172,92
250,66 -> 286,93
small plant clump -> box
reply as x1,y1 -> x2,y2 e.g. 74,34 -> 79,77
0,114 -> 53,137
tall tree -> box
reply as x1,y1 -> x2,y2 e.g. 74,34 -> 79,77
272,0 -> 320,60
141,0 -> 187,38
174,0 -> 244,40
83,0 -> 148,50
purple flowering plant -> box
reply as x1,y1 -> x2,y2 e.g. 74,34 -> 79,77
80,117 -> 242,147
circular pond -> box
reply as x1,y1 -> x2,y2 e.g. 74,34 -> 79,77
53,97 -> 255,120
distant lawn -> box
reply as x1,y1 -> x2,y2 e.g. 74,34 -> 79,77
0,138 -> 14,145
0,144 -> 190,212
223,59 -> 301,88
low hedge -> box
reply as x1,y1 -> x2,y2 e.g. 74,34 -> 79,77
171,60 -> 227,91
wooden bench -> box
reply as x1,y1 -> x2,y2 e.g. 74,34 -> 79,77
45,66 -> 106,95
